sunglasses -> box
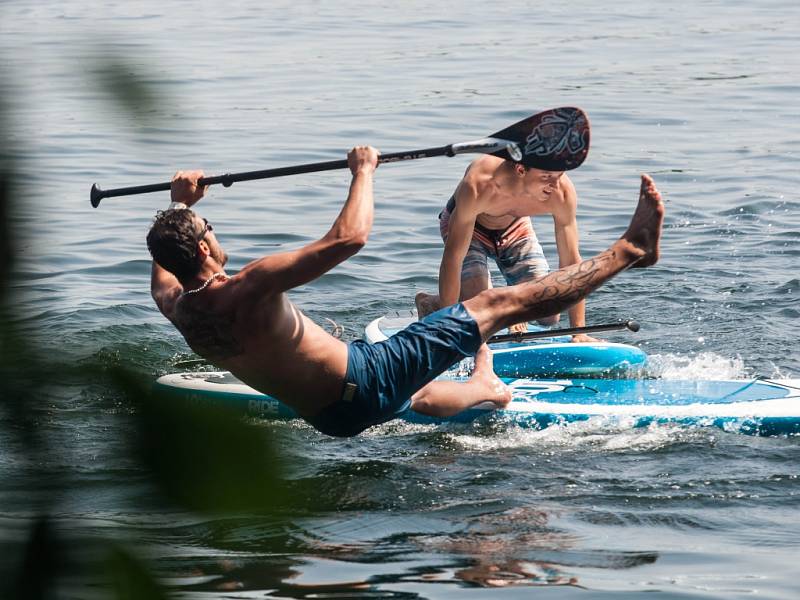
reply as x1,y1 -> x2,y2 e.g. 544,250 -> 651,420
196,217 -> 213,242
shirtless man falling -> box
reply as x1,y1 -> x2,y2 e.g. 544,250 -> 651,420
147,146 -> 664,437
415,154 -> 596,340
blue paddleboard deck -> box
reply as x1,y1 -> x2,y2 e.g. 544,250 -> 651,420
364,311 -> 647,378
154,372 -> 800,436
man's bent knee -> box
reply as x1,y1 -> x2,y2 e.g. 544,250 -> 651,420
462,287 -> 521,337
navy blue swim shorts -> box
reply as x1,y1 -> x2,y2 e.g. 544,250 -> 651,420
305,303 -> 483,437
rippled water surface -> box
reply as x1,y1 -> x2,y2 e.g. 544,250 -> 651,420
2,0 -> 799,598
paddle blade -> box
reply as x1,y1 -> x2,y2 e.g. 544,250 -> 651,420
490,107 -> 590,170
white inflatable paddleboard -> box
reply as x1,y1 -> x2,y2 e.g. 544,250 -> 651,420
154,371 -> 800,436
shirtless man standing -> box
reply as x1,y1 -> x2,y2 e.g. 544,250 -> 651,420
147,146 -> 664,437
415,155 -> 596,341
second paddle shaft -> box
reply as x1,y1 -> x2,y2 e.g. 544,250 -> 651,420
488,320 -> 640,344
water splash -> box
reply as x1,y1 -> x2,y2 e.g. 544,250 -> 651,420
646,352 -> 748,380
401,417 -> 718,455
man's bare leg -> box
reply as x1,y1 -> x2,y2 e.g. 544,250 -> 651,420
465,174 -> 664,339
417,289 -> 564,333
416,276 -> 556,332
409,344 -> 511,417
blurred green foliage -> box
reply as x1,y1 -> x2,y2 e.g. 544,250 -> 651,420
91,49 -> 164,121
106,545 -> 171,600
116,366 -> 290,514
0,92 -> 12,288
0,51 -> 289,599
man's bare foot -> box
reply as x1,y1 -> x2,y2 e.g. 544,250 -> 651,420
619,174 -> 664,268
409,344 -> 512,417
470,344 -> 512,409
571,333 -> 601,343
415,291 -> 441,318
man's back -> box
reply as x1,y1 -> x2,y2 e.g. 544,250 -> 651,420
167,273 -> 349,417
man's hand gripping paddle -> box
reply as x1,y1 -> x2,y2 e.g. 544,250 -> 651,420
90,107 -> 590,207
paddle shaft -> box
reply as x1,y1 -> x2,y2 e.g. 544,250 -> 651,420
488,320 -> 639,344
91,144 -> 456,207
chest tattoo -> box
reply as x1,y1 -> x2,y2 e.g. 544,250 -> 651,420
173,303 -> 243,362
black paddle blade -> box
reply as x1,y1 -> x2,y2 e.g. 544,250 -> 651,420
490,107 -> 590,171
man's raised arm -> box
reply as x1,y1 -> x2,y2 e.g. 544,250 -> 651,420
235,146 -> 379,294
150,261 -> 181,315
150,169 -> 208,315
438,182 -> 480,307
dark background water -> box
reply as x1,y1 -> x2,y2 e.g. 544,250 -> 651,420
1,1 -> 799,597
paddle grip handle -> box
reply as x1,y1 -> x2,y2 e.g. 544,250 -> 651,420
91,159 -> 350,208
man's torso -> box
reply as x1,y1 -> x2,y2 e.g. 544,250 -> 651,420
458,156 -> 572,231
168,284 -> 348,416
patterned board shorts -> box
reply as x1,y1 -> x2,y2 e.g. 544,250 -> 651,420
439,202 -> 550,285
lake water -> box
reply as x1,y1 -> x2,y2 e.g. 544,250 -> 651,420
1,0 -> 799,597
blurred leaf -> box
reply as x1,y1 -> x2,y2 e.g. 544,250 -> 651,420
110,367 -> 289,514
106,545 -> 169,600
89,50 -> 163,120
0,83 -> 15,300
0,65 -> 52,482
7,517 -> 62,600
0,44 -> 292,600
0,69 -> 56,600
0,163 -> 10,290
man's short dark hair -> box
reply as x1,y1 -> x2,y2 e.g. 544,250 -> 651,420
146,209 -> 202,280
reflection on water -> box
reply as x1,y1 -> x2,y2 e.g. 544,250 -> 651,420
159,505 -> 658,594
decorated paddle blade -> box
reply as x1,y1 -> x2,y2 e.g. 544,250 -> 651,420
490,107 -> 590,171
